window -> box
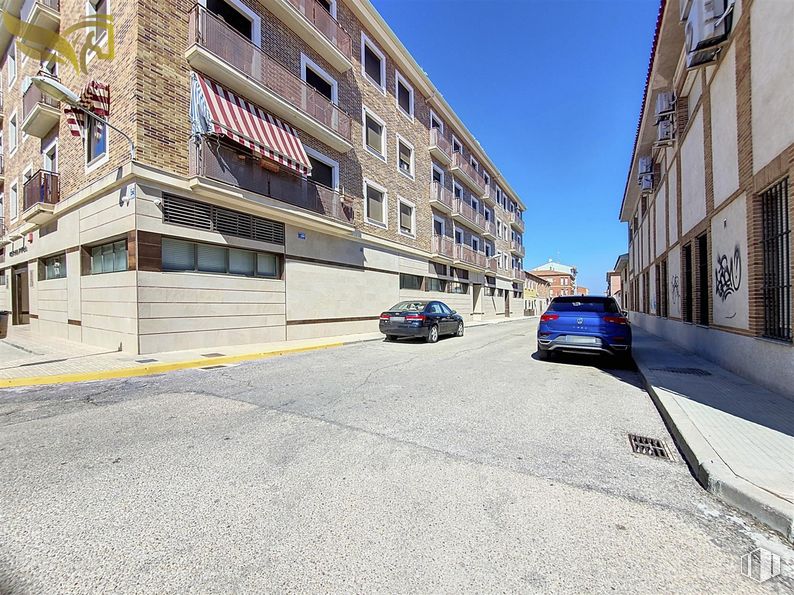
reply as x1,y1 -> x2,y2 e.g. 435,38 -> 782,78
364,180 -> 386,227
206,0 -> 255,40
485,244 -> 492,258
471,197 -> 479,213
454,229 -> 462,245
432,165 -> 443,185
9,182 -> 18,220
433,216 -> 445,237
363,108 -> 386,159
162,238 -> 279,278
87,0 -> 111,43
484,208 -> 492,222
482,171 -> 490,186
7,43 -> 15,86
453,182 -> 463,200
86,115 -> 107,166
43,254 -> 67,280
429,110 -> 443,132
43,139 -> 58,172
399,273 -> 422,290
471,237 -> 480,252
8,113 -> 17,155
470,156 -> 478,171
761,178 -> 791,341
683,243 -> 693,323
90,240 -> 127,274
301,55 -> 337,103
697,233 -> 709,325
395,72 -> 413,118
449,281 -> 468,294
361,33 -> 385,91
397,136 -> 414,177
305,148 -> 338,189
452,136 -> 462,154
655,264 -> 661,317
398,198 -> 415,236
0,270 -> 5,286
427,278 -> 446,292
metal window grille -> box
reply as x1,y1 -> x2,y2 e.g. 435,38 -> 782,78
655,264 -> 661,317
761,178 -> 791,342
683,244 -> 693,323
661,259 -> 668,317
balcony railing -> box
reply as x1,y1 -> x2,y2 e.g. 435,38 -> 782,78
481,218 -> 495,236
22,83 -> 58,122
454,244 -> 486,269
512,268 -> 524,280
429,181 -> 453,211
431,235 -> 454,259
285,0 -> 352,59
511,210 -> 525,232
429,128 -> 451,162
23,170 -> 59,211
450,152 -> 486,194
191,137 -> 353,224
453,198 -> 485,230
485,257 -> 498,273
511,240 -> 525,257
188,5 -> 352,142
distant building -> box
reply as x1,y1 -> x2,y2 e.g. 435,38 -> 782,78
523,272 -> 551,316
607,254 -> 628,308
577,286 -> 589,296
530,260 -> 577,298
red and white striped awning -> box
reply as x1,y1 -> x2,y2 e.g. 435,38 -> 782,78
65,80 -> 111,139
195,75 -> 311,176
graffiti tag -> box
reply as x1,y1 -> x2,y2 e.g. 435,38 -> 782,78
671,275 -> 680,305
715,246 -> 742,302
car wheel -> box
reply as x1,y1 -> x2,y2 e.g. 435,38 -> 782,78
426,324 -> 439,344
456,322 -> 464,337
385,335 -> 396,342
537,343 -> 550,360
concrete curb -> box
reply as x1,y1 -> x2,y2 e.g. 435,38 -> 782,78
633,354 -> 794,543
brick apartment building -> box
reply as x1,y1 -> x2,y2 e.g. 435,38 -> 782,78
522,271 -> 550,316
529,260 -> 577,298
0,0 -> 527,354
619,0 -> 793,397
607,253 -> 628,309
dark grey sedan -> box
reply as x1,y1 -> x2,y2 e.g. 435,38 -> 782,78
379,300 -> 464,343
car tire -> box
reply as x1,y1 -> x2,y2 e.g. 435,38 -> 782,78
537,343 -> 550,360
385,335 -> 396,342
426,325 -> 439,344
456,322 -> 464,337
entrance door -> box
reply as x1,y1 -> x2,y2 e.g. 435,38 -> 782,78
12,266 -> 30,325
505,290 -> 510,318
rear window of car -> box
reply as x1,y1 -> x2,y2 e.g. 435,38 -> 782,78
548,297 -> 620,313
389,301 -> 428,312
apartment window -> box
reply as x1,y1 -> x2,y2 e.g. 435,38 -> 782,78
454,229 -> 462,244
471,237 -> 480,252
364,180 -> 386,227
427,277 -> 446,292
453,182 -> 463,200
432,165 -> 443,185
43,253 -> 67,280
433,216 -> 445,237
162,238 -> 279,278
399,273 -> 422,290
483,171 -> 490,186
86,115 -> 107,166
452,136 -> 462,154
0,270 -> 5,286
398,198 -> 415,236
9,182 -> 18,220
761,178 -> 792,341
470,156 -> 478,171
43,139 -> 58,172
683,243 -> 693,323
655,264 -> 661,317
90,240 -> 128,274
429,110 -> 443,132
361,33 -> 385,91
8,113 -> 17,155
306,148 -> 338,189
485,244 -> 492,258
397,136 -> 414,177
301,55 -> 336,103
363,108 -> 386,159
7,43 -> 15,86
449,281 -> 468,294
471,197 -> 479,213
206,0 -> 253,40
395,72 -> 413,118
697,233 -> 709,325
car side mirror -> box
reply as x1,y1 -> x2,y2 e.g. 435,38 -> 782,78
621,310 -> 629,317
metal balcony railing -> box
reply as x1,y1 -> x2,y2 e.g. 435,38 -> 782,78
511,240 -> 525,257
23,170 -> 59,211
451,152 -> 486,193
431,235 -> 454,259
481,218 -> 494,236
191,138 -> 353,224
485,257 -> 498,273
511,210 -> 525,231
22,83 -> 58,122
429,181 -> 453,210
453,197 -> 485,230
188,5 -> 352,141
285,0 -> 352,59
454,244 -> 486,269
429,128 -> 451,160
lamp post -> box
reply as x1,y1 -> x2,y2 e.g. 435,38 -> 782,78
32,76 -> 135,161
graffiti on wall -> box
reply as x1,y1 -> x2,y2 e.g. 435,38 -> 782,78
671,275 -> 680,305
715,246 -> 742,319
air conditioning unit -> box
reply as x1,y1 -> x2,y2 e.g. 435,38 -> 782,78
680,0 -> 693,21
686,0 -> 735,68
639,173 -> 654,192
656,118 -> 675,143
638,156 -> 653,176
655,92 -> 676,118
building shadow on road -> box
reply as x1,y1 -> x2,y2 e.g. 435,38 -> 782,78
530,350 -> 644,389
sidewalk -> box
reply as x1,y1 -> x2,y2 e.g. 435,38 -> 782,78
0,315 -> 535,388
631,327 -> 794,542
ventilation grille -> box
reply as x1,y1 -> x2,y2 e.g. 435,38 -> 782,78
628,434 -> 673,460
163,194 -> 285,245
650,367 -> 712,376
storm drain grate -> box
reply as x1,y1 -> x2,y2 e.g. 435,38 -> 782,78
200,365 -> 228,370
135,358 -> 158,364
201,353 -> 226,358
628,434 -> 673,460
650,366 -> 712,376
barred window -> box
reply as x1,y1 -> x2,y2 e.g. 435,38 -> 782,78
761,178 -> 791,341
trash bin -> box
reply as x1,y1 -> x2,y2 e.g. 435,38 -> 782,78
0,311 -> 8,340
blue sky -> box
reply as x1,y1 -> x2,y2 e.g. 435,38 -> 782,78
371,0 -> 660,293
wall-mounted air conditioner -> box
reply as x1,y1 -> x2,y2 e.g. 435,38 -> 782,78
680,0 -> 693,21
655,92 -> 676,118
686,0 -> 735,68
639,173 -> 654,192
656,119 -> 675,143
638,156 -> 653,176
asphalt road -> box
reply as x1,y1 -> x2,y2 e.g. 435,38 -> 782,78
1,319 -> 792,593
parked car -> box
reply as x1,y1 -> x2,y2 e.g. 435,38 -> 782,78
379,300 -> 464,343
536,296 -> 631,360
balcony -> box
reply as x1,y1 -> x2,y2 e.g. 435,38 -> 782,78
186,5 -> 353,152
511,210 -> 525,232
454,244 -> 486,270
262,0 -> 352,72
190,137 -> 353,225
485,257 -> 498,273
22,84 -> 59,138
21,170 -> 59,225
22,0 -> 60,33
452,198 -> 486,232
482,183 -> 495,203
481,218 -> 495,238
510,241 -> 525,258
430,235 -> 454,261
449,153 -> 486,195
512,268 -> 525,281
429,128 -> 451,165
429,181 -> 453,213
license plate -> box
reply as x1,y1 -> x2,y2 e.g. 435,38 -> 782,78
391,316 -> 405,323
566,335 -> 598,345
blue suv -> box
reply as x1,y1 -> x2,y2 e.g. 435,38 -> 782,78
537,296 -> 631,361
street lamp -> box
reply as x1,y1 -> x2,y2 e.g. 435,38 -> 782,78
32,75 -> 136,161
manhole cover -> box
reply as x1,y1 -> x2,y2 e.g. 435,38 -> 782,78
650,366 -> 712,376
201,353 -> 226,358
628,434 -> 673,460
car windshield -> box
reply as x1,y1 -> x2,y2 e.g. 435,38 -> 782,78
549,297 -> 620,313
389,301 -> 428,312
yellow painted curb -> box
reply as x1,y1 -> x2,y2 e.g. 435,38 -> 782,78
0,342 -> 346,389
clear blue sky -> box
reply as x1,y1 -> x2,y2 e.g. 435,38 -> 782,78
371,0 -> 660,293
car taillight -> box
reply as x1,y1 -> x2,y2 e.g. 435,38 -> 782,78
379,313 -> 391,320
405,314 -> 425,321
604,316 -> 628,325
540,313 -> 559,322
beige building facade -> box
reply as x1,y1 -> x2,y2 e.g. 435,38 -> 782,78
530,261 -> 577,298
523,272 -> 550,316
0,0 -> 527,354
620,0 -> 793,397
